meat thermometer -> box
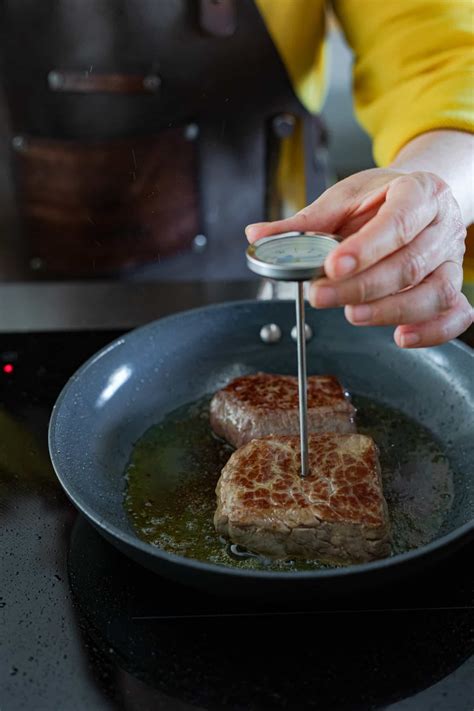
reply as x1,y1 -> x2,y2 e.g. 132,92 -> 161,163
246,231 -> 339,477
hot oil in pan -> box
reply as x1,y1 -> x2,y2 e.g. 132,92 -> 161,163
124,395 -> 454,571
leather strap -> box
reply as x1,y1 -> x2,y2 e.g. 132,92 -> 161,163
47,70 -> 162,94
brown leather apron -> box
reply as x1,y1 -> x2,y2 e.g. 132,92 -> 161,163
0,0 -> 328,280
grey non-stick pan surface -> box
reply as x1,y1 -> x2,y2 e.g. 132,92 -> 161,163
49,300 -> 474,597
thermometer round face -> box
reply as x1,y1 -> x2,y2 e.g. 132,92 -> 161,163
246,232 -> 340,281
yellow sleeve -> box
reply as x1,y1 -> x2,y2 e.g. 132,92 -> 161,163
332,0 -> 474,166
255,0 -> 328,112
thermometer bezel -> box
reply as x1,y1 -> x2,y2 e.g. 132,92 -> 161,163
246,231 -> 340,281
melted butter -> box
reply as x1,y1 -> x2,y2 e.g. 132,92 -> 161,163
124,395 -> 454,571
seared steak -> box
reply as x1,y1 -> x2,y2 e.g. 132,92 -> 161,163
215,433 -> 391,564
210,373 -> 356,448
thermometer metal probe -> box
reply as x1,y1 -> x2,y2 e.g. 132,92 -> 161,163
246,232 -> 339,477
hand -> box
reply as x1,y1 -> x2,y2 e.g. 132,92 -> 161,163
246,169 -> 473,347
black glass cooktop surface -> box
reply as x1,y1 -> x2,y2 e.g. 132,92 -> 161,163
1,331 -> 473,711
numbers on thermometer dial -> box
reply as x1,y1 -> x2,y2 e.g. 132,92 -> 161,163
255,235 -> 337,268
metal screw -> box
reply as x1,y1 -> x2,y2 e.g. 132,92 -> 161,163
192,234 -> 207,253
48,71 -> 64,90
11,136 -> 27,152
29,257 -> 44,271
260,323 -> 282,344
184,123 -> 199,141
143,74 -> 161,92
291,324 -> 313,342
272,113 -> 296,139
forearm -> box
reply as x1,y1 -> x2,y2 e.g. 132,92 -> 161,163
390,130 -> 474,226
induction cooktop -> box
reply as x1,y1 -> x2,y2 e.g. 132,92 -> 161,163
1,330 -> 473,711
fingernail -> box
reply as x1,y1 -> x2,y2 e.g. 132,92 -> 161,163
335,255 -> 357,277
400,332 -> 421,347
245,223 -> 265,239
312,285 -> 338,308
350,304 -> 372,323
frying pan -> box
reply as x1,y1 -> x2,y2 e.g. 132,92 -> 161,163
49,300 -> 474,597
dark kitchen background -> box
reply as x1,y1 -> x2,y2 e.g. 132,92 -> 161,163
0,28 -> 354,281
0,23 -> 372,281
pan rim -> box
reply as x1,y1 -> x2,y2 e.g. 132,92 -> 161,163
49,299 -> 474,580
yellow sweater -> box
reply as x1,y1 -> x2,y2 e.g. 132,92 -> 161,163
255,0 -> 474,284
256,0 -> 474,166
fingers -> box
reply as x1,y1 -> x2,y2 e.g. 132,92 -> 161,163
324,172 -> 445,280
245,172 -> 379,243
310,219 -> 462,308
394,294 -> 473,348
245,202 -> 342,244
344,262 -> 463,326
337,257 -> 472,349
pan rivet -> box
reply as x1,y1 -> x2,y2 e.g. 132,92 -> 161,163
291,324 -> 313,342
192,234 -> 207,253
260,323 -> 282,344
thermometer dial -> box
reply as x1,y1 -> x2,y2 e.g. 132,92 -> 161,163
246,232 -> 339,281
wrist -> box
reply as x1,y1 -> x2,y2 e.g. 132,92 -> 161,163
389,130 -> 474,226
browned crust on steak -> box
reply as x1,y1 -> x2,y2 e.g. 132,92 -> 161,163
210,373 -> 356,448
215,433 -> 391,564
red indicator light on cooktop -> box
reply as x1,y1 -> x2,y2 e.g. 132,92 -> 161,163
3,363 -> 14,374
